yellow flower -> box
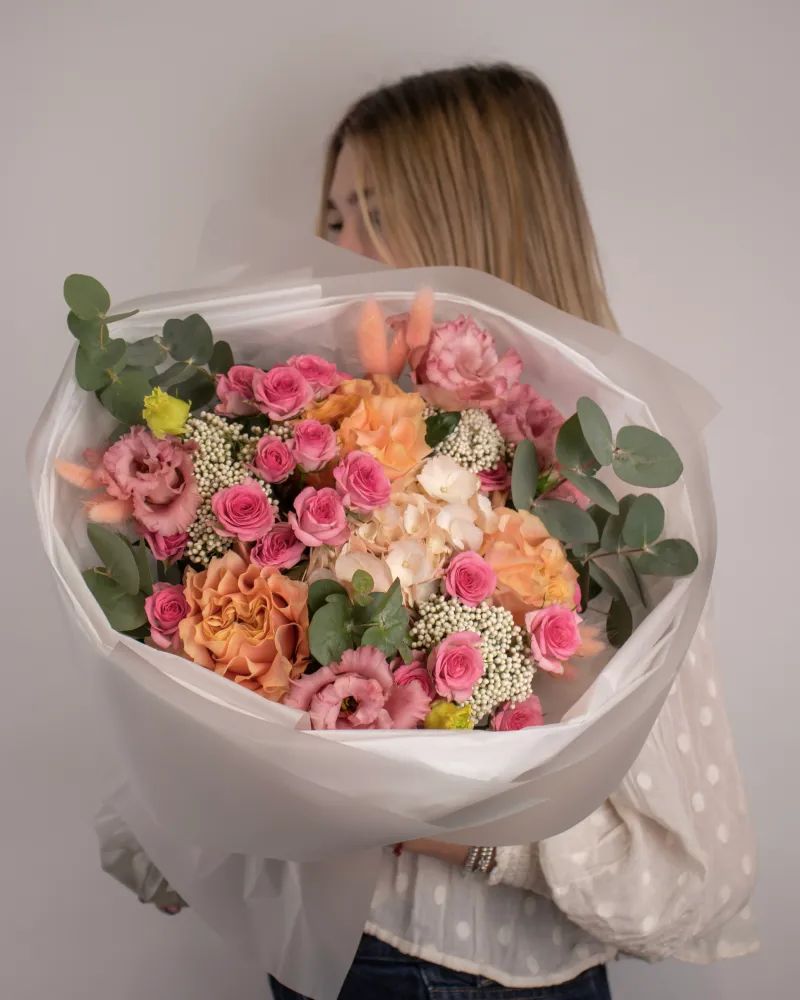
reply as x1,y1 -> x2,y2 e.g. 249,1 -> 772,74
424,699 -> 474,730
142,387 -> 191,438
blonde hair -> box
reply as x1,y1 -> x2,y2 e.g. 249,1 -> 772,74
319,63 -> 618,332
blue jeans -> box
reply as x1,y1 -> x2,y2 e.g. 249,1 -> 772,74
269,933 -> 611,999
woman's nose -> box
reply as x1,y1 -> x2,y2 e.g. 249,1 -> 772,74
336,220 -> 367,257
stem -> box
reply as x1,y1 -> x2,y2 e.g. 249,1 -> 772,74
625,555 -> 648,608
588,546 -> 646,562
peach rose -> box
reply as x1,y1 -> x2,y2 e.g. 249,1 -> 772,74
304,378 -> 376,425
339,382 -> 431,481
480,507 -> 579,624
179,551 -> 309,702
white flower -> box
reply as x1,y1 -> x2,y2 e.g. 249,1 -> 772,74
385,538 -> 436,591
417,454 -> 479,504
334,548 -> 394,592
435,503 -> 484,551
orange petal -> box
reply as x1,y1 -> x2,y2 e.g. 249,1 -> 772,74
85,498 -> 133,524
55,459 -> 99,491
387,325 -> 408,379
356,299 -> 390,375
406,288 -> 434,351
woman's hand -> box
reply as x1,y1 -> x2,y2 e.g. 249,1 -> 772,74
399,838 -> 471,867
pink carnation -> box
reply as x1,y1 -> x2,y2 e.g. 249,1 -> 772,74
391,651 -> 436,700
444,551 -> 497,607
491,694 -> 544,731
428,631 -> 485,701
333,450 -> 392,513
288,486 -> 349,547
285,646 -> 431,730
525,605 -> 583,674
211,479 -> 275,541
287,354 -> 348,400
478,461 -> 511,493
144,582 -> 189,652
252,365 -> 314,420
137,527 -> 188,562
215,365 -> 261,417
291,419 -> 338,471
252,434 -> 297,483
250,523 -> 306,570
490,384 -> 564,467
411,315 -> 522,411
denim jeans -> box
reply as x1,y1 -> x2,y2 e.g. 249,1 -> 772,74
269,933 -> 612,1000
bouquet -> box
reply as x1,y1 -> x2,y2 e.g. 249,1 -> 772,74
54,275 -> 697,734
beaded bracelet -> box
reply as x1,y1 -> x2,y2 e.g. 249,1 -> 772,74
463,845 -> 496,875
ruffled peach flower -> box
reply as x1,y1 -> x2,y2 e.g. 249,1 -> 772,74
179,551 -> 309,702
339,380 -> 431,482
480,507 -> 579,624
304,378 -> 375,425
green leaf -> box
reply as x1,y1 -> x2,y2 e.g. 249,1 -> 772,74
64,274 -> 111,320
162,314 -> 214,364
285,560 -> 308,581
126,336 -> 168,367
107,423 -> 131,444
131,541 -> 154,596
534,498 -> 600,544
105,309 -> 139,324
309,600 -> 354,665
561,470 -> 619,513
352,570 -> 374,595
613,426 -> 683,488
87,524 -> 141,595
634,539 -> 699,576
152,361 -> 196,388
157,561 -> 183,584
308,579 -> 348,617
607,595 -> 633,648
622,494 -> 665,549
600,494 -> 637,551
67,311 -> 103,345
576,559 -> 591,611
588,505 -> 611,535
99,368 -> 153,425
209,339 -> 235,375
75,347 -> 112,391
555,413 -> 600,475
396,641 -> 414,664
588,561 -> 623,600
425,410 -> 460,448
511,439 -> 538,512
170,370 -> 215,408
577,396 -> 614,465
82,569 -> 147,632
361,606 -> 410,657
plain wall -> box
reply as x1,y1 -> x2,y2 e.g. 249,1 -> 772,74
2,1 -> 798,998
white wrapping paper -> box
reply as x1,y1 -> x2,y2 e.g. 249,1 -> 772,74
29,261 -> 717,999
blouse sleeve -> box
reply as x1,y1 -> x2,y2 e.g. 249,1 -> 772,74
489,599 -> 758,960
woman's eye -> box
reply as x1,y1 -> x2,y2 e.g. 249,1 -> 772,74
326,218 -> 343,237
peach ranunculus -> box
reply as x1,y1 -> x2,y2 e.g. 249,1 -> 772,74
304,378 -> 376,425
179,550 -> 309,702
480,507 -> 579,624
339,381 -> 431,482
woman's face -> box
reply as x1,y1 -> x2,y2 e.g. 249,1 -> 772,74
324,140 -> 383,261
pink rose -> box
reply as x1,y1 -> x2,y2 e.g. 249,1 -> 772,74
287,354 -> 348,400
96,426 -> 200,536
144,582 -> 189,652
250,523 -> 306,570
411,315 -> 522,411
137,527 -> 188,562
525,605 -> 583,674
252,365 -> 314,420
490,384 -> 564,467
288,486 -> 349,547
491,694 -> 544,731
333,450 -> 392,513
252,434 -> 297,484
428,631 -> 485,701
291,419 -> 338,471
211,479 -> 275,541
444,551 -> 497,607
285,646 -> 431,730
478,461 -> 511,493
391,650 -> 436,700
215,365 -> 261,417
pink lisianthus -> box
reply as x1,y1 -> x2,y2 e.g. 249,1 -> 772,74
252,365 -> 314,420
287,354 -> 348,400
391,650 -> 436,700
444,551 -> 497,607
525,604 -> 583,674
333,450 -> 392,513
211,479 -> 275,541
250,523 -> 306,570
491,694 -> 544,731
411,315 -> 522,411
285,646 -> 431,730
144,582 -> 189,652
95,426 -> 200,535
289,486 -> 349,547
251,434 -> 297,484
478,461 -> 511,493
137,527 -> 188,562
215,365 -> 261,416
291,419 -> 338,471
490,384 -> 564,467
429,631 -> 485,701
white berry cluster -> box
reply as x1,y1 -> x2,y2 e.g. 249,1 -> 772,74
431,407 -> 506,473
267,420 -> 295,442
183,412 -> 274,564
410,594 -> 535,723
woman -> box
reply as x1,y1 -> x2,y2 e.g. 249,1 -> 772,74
99,64 -> 758,999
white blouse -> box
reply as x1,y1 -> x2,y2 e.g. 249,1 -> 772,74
364,600 -> 759,985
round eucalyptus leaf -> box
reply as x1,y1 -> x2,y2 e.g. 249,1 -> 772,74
425,410 -> 460,448
152,361 -> 195,389
131,541 -> 154,596
613,425 -> 683,487
170,370 -> 216,408
511,439 -> 539,512
607,595 -> 633,648
577,396 -> 613,465
87,524 -> 140,595
562,470 -> 619,513
588,560 -> 623,600
209,339 -> 235,375
308,579 -> 348,617
105,309 -> 140,324
533,498 -> 599,544
352,570 -> 374,595
126,336 -> 168,367
100,368 -> 153,426
75,346 -> 112,391
162,314 -> 214,364
599,494 -> 637,551
64,274 -> 111,320
555,413 -> 600,475
67,311 -> 103,345
309,600 -> 354,665
635,539 -> 699,576
622,493 -> 665,548
82,568 -> 147,632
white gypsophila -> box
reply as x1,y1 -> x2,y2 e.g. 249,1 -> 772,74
183,412 -> 275,564
410,594 -> 536,723
434,408 -> 506,473
267,420 -> 295,442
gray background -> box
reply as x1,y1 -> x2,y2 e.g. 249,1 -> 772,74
2,1 -> 797,998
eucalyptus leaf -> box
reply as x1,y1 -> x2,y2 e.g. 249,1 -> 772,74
561,470 -> 619,513
635,539 -> 699,576
622,494 -> 665,548
425,410 -> 460,448
588,561 -> 623,599
308,579 -> 348,617
152,361 -> 196,389
105,309 -> 140,324
533,498 -> 599,544
511,439 -> 538,512
75,347 -> 112,391
607,595 -> 633,648
162,314 -> 214,364
99,368 -> 153,426
285,560 -> 308,581
352,570 -> 374,595
588,505 -> 611,535
170,370 -> 215,408
613,426 -> 683,488
309,600 -> 354,665
126,336 -> 168,367
576,396 -> 613,465
64,274 -> 111,320
82,569 -> 147,632
209,339 -> 235,375
87,524 -> 140,595
157,561 -> 183,585
131,541 -> 154,596
599,494 -> 637,551
67,311 -> 102,344
555,413 -> 600,475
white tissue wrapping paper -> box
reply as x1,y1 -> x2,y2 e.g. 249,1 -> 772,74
29,264 -> 717,999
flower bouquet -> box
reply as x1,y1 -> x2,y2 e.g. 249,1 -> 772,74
30,260 -> 715,1000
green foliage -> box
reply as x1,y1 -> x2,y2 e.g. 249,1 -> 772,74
126,336 -> 168,367
635,539 -> 699,576
209,340 -> 235,375
600,494 -> 637,551
612,426 -> 683,488
534,497 -> 599,544
308,579 -> 348,617
607,595 -> 633,648
131,540 -> 154,596
425,410 -> 460,448
308,577 -> 410,666
622,494 -> 665,548
100,368 -> 153,425
162,314 -> 214,364
82,569 -> 147,632
576,396 -> 613,465
561,470 -> 619,513
87,524 -> 140,595
510,439 -> 538,512
64,274 -> 111,320
555,413 -> 600,475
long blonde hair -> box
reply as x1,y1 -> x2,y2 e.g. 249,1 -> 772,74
319,63 -> 618,332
